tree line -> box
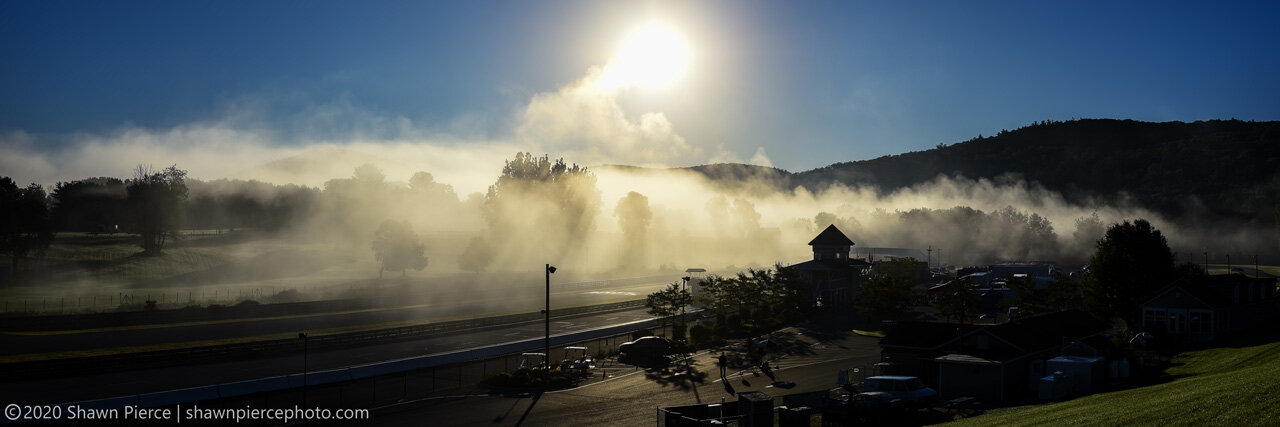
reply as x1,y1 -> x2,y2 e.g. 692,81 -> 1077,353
0,152 -> 656,281
2,165 -> 198,277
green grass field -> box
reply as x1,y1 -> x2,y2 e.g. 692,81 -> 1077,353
948,329 -> 1280,426
0,231 -> 401,313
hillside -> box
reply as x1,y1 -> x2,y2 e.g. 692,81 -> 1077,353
687,119 -> 1280,223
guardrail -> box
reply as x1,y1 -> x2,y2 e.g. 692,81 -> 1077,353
0,299 -> 646,382
554,274 -> 682,291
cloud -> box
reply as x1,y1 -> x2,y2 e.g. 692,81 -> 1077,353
516,66 -> 699,167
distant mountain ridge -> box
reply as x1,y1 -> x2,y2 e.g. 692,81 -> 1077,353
681,119 -> 1280,222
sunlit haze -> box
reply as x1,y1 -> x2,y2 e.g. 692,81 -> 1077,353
603,24 -> 691,90
1,2 -> 1279,424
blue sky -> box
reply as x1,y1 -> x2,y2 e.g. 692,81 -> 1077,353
3,0 -> 1278,178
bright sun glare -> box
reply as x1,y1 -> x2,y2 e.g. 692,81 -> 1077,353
607,24 -> 690,89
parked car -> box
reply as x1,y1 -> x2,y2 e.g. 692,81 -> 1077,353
851,391 -> 896,409
860,376 -> 938,407
618,336 -> 671,356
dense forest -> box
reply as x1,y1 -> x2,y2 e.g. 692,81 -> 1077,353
688,119 -> 1280,225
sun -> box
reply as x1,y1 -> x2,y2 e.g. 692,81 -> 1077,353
607,24 -> 690,89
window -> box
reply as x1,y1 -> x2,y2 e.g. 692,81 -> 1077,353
1144,310 -> 1167,331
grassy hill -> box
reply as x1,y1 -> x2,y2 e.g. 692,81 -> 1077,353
949,328 -> 1280,425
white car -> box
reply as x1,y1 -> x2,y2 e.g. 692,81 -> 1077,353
860,376 -> 938,407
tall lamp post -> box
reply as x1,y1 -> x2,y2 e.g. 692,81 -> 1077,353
544,264 -> 556,371
681,276 -> 691,336
298,332 -> 308,405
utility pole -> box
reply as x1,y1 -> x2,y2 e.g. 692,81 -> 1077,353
544,264 -> 556,379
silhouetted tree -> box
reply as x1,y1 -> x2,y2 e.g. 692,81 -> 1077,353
1083,219 -> 1174,324
322,164 -> 393,242
0,178 -> 54,277
184,179 -> 320,233
1043,276 -> 1082,312
775,263 -> 814,316
697,274 -> 754,329
1072,212 -> 1105,251
457,236 -> 492,273
936,278 -> 980,323
407,171 -> 462,228
697,268 -> 790,332
614,191 -> 652,268
464,153 -> 600,271
645,281 -> 691,329
856,259 -> 921,320
126,165 -> 188,254
371,219 -> 428,278
50,177 -> 127,232
1005,274 -> 1043,313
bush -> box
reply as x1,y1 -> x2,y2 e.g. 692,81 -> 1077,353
670,323 -> 687,341
689,324 -> 714,345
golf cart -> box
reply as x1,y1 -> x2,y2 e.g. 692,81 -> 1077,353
561,346 -> 595,370
519,352 -> 547,370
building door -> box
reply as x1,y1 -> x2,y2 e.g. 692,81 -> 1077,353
1168,312 -> 1185,334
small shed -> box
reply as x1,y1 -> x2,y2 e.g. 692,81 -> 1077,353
1046,356 -> 1105,396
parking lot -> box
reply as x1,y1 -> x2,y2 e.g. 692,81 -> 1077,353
363,315 -> 887,426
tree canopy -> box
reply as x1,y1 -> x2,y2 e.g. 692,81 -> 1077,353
645,281 -> 691,326
50,177 -> 127,232
856,259 -> 922,320
1083,219 -> 1174,324
614,191 -> 652,268
460,152 -> 600,271
125,165 -> 188,254
371,219 -> 429,278
936,278 -> 981,324
0,177 -> 54,277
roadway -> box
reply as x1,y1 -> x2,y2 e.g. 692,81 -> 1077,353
0,306 -> 657,405
0,278 -> 673,356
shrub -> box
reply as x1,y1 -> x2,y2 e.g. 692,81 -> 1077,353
670,323 -> 687,342
689,324 -> 714,345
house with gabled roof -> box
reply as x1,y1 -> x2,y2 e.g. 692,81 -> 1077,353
784,224 -> 869,306
1140,274 -> 1279,342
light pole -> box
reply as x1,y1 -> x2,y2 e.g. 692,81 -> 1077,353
545,264 -> 556,372
298,332 -> 308,405
681,276 -> 691,338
